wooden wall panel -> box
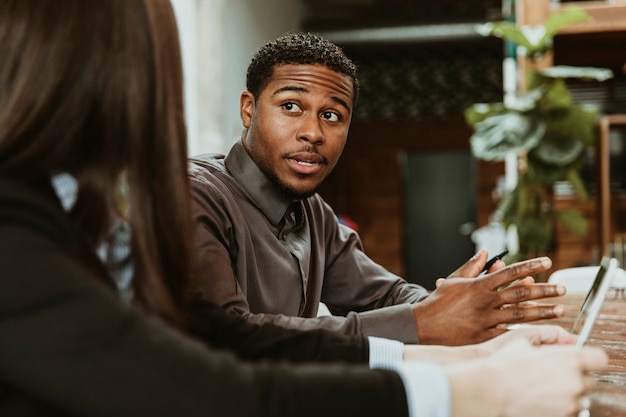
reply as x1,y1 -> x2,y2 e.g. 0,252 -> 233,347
320,116 -> 597,279
319,116 -> 490,276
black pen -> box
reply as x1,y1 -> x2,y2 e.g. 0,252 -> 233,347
481,250 -> 509,273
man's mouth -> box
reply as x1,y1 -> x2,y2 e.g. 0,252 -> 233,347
286,152 -> 325,175
290,159 -> 317,166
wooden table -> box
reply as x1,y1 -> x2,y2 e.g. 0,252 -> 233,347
539,294 -> 626,416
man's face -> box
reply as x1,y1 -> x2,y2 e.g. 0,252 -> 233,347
240,64 -> 354,199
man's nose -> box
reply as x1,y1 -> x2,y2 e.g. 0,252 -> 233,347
298,114 -> 324,145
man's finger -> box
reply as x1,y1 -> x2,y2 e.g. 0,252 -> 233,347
515,276 -> 535,285
499,283 -> 566,304
485,259 -> 506,275
446,248 -> 488,278
492,303 -> 565,324
483,257 -> 552,289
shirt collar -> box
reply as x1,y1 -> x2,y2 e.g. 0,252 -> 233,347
50,172 -> 79,211
50,172 -> 134,302
225,139 -> 295,226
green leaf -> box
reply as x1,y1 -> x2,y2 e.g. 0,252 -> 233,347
571,107 -> 598,147
540,66 -> 614,82
533,134 -> 584,166
465,102 -> 506,126
543,6 -> 592,40
517,181 -> 543,216
545,105 -> 598,147
475,22 -> 534,50
470,112 -> 546,161
555,207 -> 589,237
526,155 -> 569,184
566,168 -> 590,200
517,215 -> 554,252
517,187 -> 532,217
541,79 -> 572,112
476,7 -> 590,61
519,25 -> 552,59
504,88 -> 545,112
497,186 -> 519,221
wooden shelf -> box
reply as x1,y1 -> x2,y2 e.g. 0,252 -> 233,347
516,0 -> 626,77
555,2 -> 626,35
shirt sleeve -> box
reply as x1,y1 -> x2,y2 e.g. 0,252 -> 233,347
369,336 -> 452,417
315,196 -> 430,343
367,334 -> 452,417
187,297 -> 370,364
373,361 -> 451,417
368,336 -> 405,368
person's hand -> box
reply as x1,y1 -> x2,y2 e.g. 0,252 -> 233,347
402,324 -> 576,364
412,256 -> 566,345
435,248 -> 533,288
448,248 -> 506,278
475,324 -> 577,356
445,338 -> 608,417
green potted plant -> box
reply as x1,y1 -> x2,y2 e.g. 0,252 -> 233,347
465,6 -> 613,262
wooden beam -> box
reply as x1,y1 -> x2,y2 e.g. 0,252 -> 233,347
598,114 -> 626,257
555,2 -> 626,35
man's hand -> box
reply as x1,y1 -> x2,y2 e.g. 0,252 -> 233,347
447,248 -> 506,277
435,248 -> 535,288
412,256 -> 566,345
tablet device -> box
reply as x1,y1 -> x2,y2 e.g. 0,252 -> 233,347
571,256 -> 619,347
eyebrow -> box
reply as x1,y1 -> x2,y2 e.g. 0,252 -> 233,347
272,85 -> 352,113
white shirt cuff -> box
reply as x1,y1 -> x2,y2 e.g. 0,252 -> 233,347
372,360 -> 451,417
368,336 -> 404,368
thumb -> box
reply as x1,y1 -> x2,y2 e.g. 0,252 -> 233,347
579,346 -> 609,372
495,337 -> 534,356
446,248 -> 488,278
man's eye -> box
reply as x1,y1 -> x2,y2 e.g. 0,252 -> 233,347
282,102 -> 301,112
322,111 -> 340,122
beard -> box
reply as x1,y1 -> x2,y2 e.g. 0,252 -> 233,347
266,169 -> 318,200
243,138 -> 324,200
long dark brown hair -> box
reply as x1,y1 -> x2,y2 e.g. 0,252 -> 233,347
0,0 -> 192,327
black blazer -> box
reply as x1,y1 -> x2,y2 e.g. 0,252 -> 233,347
0,178 -> 409,417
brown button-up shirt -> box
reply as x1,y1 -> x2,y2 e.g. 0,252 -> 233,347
188,140 -> 429,343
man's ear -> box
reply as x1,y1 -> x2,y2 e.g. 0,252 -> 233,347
240,91 -> 255,128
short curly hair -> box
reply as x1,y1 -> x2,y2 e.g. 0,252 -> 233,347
246,32 -> 359,105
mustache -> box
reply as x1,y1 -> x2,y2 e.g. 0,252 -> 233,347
282,147 -> 328,165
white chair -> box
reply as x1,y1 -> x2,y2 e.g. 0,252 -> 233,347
548,264 -> 626,296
